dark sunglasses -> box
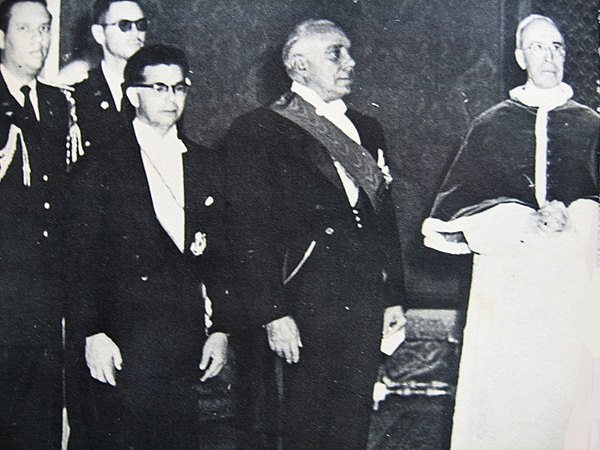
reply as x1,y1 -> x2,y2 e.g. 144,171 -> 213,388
102,18 -> 148,32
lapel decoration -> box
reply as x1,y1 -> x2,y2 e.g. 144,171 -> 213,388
190,231 -> 207,256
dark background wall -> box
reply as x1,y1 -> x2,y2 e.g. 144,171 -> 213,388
59,0 -> 599,309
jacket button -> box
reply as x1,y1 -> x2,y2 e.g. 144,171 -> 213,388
325,227 -> 334,235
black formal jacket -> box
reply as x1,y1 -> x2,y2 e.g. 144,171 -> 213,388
222,93 -> 405,347
0,73 -> 70,347
72,67 -> 134,156
70,124 -> 236,381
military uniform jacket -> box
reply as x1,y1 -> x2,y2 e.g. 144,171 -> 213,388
0,73 -> 70,347
72,67 -> 134,156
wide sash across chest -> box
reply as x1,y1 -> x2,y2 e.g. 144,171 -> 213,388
270,95 -> 385,212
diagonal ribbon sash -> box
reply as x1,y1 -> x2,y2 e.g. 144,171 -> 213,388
270,94 -> 385,212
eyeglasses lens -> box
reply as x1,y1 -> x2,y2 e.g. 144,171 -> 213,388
117,18 -> 148,32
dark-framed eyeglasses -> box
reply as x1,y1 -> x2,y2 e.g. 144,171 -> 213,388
103,18 -> 148,32
130,81 -> 190,95
524,41 -> 566,57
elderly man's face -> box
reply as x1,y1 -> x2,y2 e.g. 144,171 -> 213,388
297,30 -> 355,102
516,19 -> 565,89
98,1 -> 145,61
129,64 -> 187,134
0,1 -> 52,79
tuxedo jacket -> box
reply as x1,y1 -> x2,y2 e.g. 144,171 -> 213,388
70,124 -> 236,382
0,73 -> 70,347
223,93 -> 405,347
72,67 -> 134,156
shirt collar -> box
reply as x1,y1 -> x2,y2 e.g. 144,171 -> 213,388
101,60 -> 125,110
291,81 -> 347,117
1,64 -> 37,105
133,118 -> 187,157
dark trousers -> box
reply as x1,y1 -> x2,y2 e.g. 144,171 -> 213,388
0,345 -> 63,450
69,371 -> 201,450
279,350 -> 378,450
234,331 -> 379,450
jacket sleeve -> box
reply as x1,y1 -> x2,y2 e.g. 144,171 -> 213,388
221,112 -> 292,327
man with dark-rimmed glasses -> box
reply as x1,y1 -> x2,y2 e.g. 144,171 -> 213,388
69,44 -> 237,449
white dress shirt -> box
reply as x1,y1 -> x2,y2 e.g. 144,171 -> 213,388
134,118 -> 187,252
101,60 -> 125,112
291,81 -> 360,206
1,64 -> 40,120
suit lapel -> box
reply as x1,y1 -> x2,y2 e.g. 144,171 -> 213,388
267,98 -> 345,194
37,82 -> 54,125
0,74 -> 19,111
270,93 -> 384,212
182,146 -> 194,255
91,68 -> 118,112
124,130 -> 164,236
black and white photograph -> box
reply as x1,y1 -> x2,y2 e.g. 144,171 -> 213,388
1,0 -> 598,448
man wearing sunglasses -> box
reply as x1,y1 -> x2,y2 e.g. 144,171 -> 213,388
72,0 -> 146,159
69,45 -> 236,449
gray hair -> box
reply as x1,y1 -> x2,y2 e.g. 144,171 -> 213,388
515,14 -> 560,49
282,19 -> 345,75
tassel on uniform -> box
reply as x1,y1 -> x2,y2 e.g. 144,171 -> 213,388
0,124 -> 30,186
61,88 -> 84,167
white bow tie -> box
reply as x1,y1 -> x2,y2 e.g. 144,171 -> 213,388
315,99 -> 348,117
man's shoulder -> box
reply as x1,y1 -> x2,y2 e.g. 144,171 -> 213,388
181,134 -> 212,157
561,99 -> 600,123
73,67 -> 104,89
467,99 -> 523,132
37,80 -> 70,103
226,103 -> 305,143
346,107 -> 382,128
229,105 -> 283,128
72,67 -> 109,103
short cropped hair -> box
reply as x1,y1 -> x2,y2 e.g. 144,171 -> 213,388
0,0 -> 48,32
515,14 -> 560,49
91,0 -> 144,25
282,19 -> 345,75
123,44 -> 189,88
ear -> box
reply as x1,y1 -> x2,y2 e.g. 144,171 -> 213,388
91,24 -> 106,46
292,55 -> 308,73
514,49 -> 527,70
0,30 -> 5,51
125,87 -> 140,108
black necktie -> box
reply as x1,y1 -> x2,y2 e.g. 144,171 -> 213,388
20,85 -> 37,122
